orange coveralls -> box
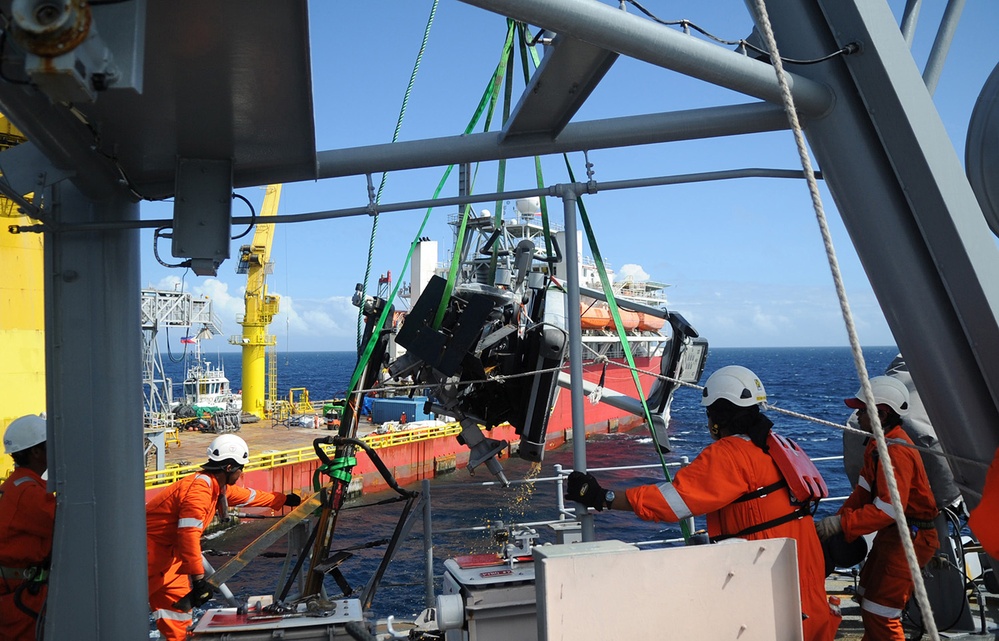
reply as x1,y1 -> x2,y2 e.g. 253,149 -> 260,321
626,434 -> 837,641
146,472 -> 288,640
0,468 -> 55,641
968,446 -> 999,559
837,425 -> 939,641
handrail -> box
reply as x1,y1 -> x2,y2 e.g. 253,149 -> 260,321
144,422 -> 463,489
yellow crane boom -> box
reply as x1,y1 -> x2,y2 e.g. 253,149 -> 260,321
231,184 -> 281,418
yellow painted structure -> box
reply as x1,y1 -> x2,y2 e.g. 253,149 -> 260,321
144,422 -> 463,489
232,185 -> 281,417
0,116 -> 43,478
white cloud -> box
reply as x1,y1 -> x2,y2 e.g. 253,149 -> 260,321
271,294 -> 360,351
617,263 -> 650,282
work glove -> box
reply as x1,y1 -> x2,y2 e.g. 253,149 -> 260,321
284,493 -> 302,508
188,577 -> 215,608
815,514 -> 843,541
565,471 -> 606,511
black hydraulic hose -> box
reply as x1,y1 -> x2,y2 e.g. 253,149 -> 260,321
312,437 -> 334,466
12,581 -> 39,618
330,436 -> 418,499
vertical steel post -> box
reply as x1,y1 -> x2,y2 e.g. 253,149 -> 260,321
422,479 -> 435,609
559,185 -> 594,541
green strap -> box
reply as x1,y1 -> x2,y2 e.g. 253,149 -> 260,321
520,27 -> 556,263
349,23 -> 516,390
432,21 -> 516,329
562,157 -> 689,542
315,455 -> 358,487
489,24 -> 518,285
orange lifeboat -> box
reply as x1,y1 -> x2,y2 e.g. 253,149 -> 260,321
608,309 -> 640,331
636,313 -> 666,332
580,304 -> 611,330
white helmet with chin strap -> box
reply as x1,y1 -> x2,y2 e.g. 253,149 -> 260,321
4,414 -> 47,454
206,434 -> 250,468
845,375 -> 910,416
701,365 -> 767,408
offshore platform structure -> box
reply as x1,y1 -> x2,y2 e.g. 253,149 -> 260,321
230,184 -> 281,419
140,288 -> 222,469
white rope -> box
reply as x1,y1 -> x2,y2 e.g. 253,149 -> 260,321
748,0 -> 939,636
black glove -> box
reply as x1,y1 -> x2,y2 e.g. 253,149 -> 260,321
284,493 -> 302,508
565,471 -> 606,511
189,577 -> 214,608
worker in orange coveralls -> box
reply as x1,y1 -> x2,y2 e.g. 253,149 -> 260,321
816,376 -> 939,641
146,434 -> 302,640
969,446 -> 999,559
565,365 -> 838,641
0,415 -> 55,641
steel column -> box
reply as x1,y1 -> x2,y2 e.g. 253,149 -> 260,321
43,184 -> 146,640
559,186 -> 594,542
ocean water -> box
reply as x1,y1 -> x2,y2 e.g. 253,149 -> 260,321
159,350 -> 357,403
186,345 -> 900,622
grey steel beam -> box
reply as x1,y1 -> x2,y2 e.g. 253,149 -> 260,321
317,102 -> 788,179
763,0 -> 999,501
922,0 -> 965,95
900,0 -> 921,47
462,0 -> 833,115
502,33 -> 618,140
44,184 -> 147,639
0,83 -> 123,202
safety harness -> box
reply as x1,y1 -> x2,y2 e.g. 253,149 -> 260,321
1,562 -> 49,618
0,565 -> 48,582
714,432 -> 829,542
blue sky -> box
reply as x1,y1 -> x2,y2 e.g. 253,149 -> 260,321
140,0 -> 999,352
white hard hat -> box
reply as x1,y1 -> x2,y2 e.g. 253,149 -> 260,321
845,376 -> 910,416
701,365 -> 767,408
206,434 -> 249,467
4,414 -> 47,454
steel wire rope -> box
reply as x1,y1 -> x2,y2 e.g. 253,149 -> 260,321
592,329 -> 991,472
358,337 -> 989,473
750,2 -> 940,634
355,0 -> 439,349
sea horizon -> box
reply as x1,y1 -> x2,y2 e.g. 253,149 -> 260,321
185,344 -> 900,355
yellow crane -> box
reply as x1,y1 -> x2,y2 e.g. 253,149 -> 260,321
231,185 -> 281,418
0,115 -> 42,478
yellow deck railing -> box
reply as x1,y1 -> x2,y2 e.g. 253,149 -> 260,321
144,422 -> 463,490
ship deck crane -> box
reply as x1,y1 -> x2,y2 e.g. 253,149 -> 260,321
231,184 -> 281,418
